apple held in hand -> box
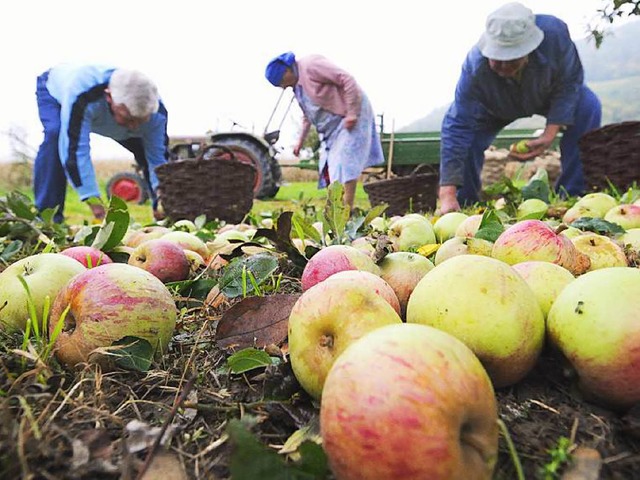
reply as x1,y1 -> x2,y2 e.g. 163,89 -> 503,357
321,323 -> 499,480
300,244 -> 380,291
0,253 -> 87,332
407,255 -> 545,388
128,239 -> 191,283
288,278 -> 402,399
49,263 -> 177,369
60,245 -> 113,268
547,267 -> 640,410
510,139 -> 530,154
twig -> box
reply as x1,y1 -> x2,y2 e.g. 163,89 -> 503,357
135,374 -> 197,480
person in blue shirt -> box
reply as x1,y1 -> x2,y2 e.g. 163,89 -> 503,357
34,64 -> 169,223
439,2 -> 602,214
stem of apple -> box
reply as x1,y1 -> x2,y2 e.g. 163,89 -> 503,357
319,334 -> 334,349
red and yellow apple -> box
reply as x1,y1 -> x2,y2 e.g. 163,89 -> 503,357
321,323 -> 498,480
128,239 -> 191,283
60,246 -> 113,268
378,251 -> 434,318
511,261 -> 575,318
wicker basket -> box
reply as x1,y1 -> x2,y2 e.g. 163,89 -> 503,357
578,121 -> 640,192
364,164 -> 439,215
155,145 -> 256,223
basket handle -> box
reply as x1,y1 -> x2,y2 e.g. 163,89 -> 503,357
194,143 -> 238,162
410,163 -> 438,176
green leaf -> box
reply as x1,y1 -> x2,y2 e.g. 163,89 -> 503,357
91,196 -> 130,251
323,182 -> 349,243
228,418 -> 324,480
6,191 -> 37,220
0,240 -> 23,261
521,179 -> 550,202
227,348 -> 274,374
194,214 -> 207,229
363,204 -> 388,228
475,209 -> 504,243
219,252 -> 279,298
570,217 -> 625,235
110,336 -> 154,372
167,278 -> 217,301
291,212 -> 322,244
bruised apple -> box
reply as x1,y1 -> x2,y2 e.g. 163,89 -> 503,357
321,323 -> 498,480
49,263 -> 177,369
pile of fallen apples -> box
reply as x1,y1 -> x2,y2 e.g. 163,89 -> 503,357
1,190 -> 639,479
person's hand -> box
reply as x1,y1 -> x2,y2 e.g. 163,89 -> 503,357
438,185 -> 461,214
153,208 -> 166,221
508,131 -> 557,162
89,203 -> 106,220
344,115 -> 358,130
293,140 -> 304,157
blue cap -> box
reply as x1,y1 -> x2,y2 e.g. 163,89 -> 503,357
265,51 -> 296,86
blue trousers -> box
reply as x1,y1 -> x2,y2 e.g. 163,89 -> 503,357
457,85 -> 602,206
33,71 -> 157,223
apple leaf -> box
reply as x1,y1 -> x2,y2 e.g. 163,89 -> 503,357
0,239 -> 23,262
91,196 -> 130,251
216,294 -> 300,350
291,212 -> 322,244
167,278 -> 217,301
110,336 -> 154,372
253,212 -> 309,271
228,417 -> 328,480
218,252 -> 279,298
226,348 -> 274,374
570,217 -> 625,235
521,179 -> 550,202
475,209 -> 504,243
6,191 -> 37,221
323,182 -> 350,244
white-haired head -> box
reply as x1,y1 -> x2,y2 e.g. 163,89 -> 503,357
108,69 -> 159,117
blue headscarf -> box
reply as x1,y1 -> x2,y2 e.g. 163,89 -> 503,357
265,51 -> 296,86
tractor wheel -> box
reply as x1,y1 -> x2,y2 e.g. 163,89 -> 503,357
211,137 -> 281,199
106,172 -> 149,204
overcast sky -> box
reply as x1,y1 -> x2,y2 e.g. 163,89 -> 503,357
0,0 -> 623,161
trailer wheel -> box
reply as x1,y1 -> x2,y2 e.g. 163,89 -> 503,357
106,172 -> 149,204
211,137 -> 281,199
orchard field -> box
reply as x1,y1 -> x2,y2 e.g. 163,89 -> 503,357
0,159 -> 639,479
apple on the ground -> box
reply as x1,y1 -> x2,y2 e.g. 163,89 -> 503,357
60,245 -> 113,268
300,244 -> 381,291
0,253 -> 87,332
49,263 -> 177,369
547,267 -> 640,410
511,261 -> 575,318
407,254 -> 545,388
378,252 -> 434,318
288,278 -> 402,399
570,233 -> 628,271
321,323 -> 498,480
433,212 -> 469,243
128,239 -> 191,283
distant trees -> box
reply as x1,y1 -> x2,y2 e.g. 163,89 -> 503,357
592,0 -> 640,46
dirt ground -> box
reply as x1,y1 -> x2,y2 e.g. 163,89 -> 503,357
1,295 -> 639,480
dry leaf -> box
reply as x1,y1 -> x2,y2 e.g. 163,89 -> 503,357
216,293 -> 300,349
140,451 -> 188,480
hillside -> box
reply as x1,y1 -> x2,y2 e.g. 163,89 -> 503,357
401,20 -> 640,133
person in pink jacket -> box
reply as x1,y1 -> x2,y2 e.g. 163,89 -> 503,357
265,52 -> 384,211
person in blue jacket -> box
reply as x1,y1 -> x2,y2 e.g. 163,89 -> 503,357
438,2 -> 602,214
33,64 -> 169,222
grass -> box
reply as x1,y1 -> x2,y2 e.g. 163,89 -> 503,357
0,176 -> 371,226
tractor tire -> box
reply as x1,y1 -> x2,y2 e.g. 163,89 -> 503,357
105,171 -> 149,205
211,137 -> 281,199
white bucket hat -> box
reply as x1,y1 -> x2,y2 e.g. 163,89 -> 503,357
477,2 -> 544,61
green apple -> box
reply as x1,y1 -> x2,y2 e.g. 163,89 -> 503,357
512,261 -> 575,318
618,228 -> 640,252
604,204 -> 640,230
571,233 -> 628,271
388,215 -> 436,251
516,198 -> 548,221
321,323 -> 498,479
547,267 -> 640,409
562,204 -> 600,225
455,214 -> 483,238
433,212 -> 469,243
510,139 -> 530,154
288,278 -> 402,399
407,255 -> 545,388
573,192 -> 618,218
0,253 -> 87,332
